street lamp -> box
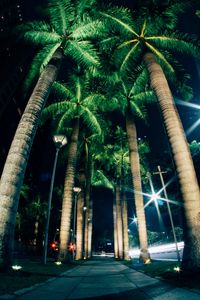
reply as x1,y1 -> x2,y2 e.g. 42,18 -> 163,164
72,186 -> 81,260
43,134 -> 67,264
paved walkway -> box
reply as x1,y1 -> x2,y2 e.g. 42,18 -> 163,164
5,257 -> 200,300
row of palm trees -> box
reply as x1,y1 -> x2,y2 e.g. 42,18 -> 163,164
0,0 -> 199,270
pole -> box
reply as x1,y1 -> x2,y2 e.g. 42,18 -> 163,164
72,192 -> 78,260
156,166 -> 180,263
147,172 -> 165,232
43,147 -> 59,264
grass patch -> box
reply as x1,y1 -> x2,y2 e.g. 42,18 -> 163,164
0,258 -> 76,296
125,259 -> 200,290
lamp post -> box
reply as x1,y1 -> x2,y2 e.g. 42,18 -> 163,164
43,134 -> 67,264
154,165 -> 180,263
72,187 -> 81,260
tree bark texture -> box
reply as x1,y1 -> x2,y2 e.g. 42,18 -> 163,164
0,48 -> 63,269
126,111 -> 150,262
75,187 -> 84,260
115,184 -> 123,259
144,52 -> 200,270
58,118 -> 80,262
113,197 -> 119,258
122,189 -> 129,260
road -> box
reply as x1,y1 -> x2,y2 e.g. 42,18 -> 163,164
129,242 -> 184,261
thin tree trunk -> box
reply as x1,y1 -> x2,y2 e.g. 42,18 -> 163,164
144,52 -> 200,270
75,186 -> 84,260
87,198 -> 93,258
122,188 -> 129,260
87,159 -> 93,258
84,185 -> 90,259
115,184 -> 123,259
58,118 -> 80,262
126,110 -> 150,263
113,197 -> 119,258
0,48 -> 63,269
83,144 -> 90,259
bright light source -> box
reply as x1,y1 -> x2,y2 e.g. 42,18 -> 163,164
174,266 -> 181,272
73,187 -> 81,193
83,206 -> 87,211
12,265 -> 22,270
53,134 -> 67,148
150,192 -> 159,202
144,259 -> 151,264
55,261 -> 62,265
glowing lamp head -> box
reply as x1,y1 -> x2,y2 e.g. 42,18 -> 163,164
150,192 -> 159,202
174,266 -> 181,272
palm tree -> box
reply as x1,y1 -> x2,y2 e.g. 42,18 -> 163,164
42,76 -> 101,261
0,0 -> 100,269
75,169 -> 85,260
95,71 -> 154,262
100,6 -> 200,269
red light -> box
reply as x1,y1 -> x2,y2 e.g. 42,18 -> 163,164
68,243 -> 75,251
51,243 -> 56,248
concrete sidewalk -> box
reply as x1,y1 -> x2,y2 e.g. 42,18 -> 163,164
3,257 -> 200,300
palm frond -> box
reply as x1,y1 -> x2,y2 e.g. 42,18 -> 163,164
48,0 -> 74,35
129,101 -> 146,120
132,91 -> 156,106
92,170 -> 114,191
22,44 -> 60,94
56,104 -> 77,132
23,30 -> 61,46
15,21 -> 51,34
66,40 -> 100,68
75,0 -> 97,16
128,68 -> 149,96
163,1 -> 193,29
51,81 -> 73,99
145,41 -> 175,74
119,42 -> 140,73
40,43 -> 61,71
82,93 -> 104,108
100,8 -> 138,37
41,101 -> 73,124
147,34 -> 200,58
79,106 -> 101,136
71,19 -> 104,40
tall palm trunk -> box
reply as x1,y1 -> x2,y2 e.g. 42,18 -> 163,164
87,197 -> 93,258
122,188 -> 129,260
84,183 -> 90,259
58,118 -> 80,262
0,48 -> 63,269
75,182 -> 84,260
126,110 -> 150,263
144,52 -> 200,270
113,197 -> 119,258
83,145 -> 90,259
115,183 -> 123,259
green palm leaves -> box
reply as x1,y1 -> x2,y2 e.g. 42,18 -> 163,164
100,7 -> 200,76
42,75 -> 102,137
17,0 -> 102,92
